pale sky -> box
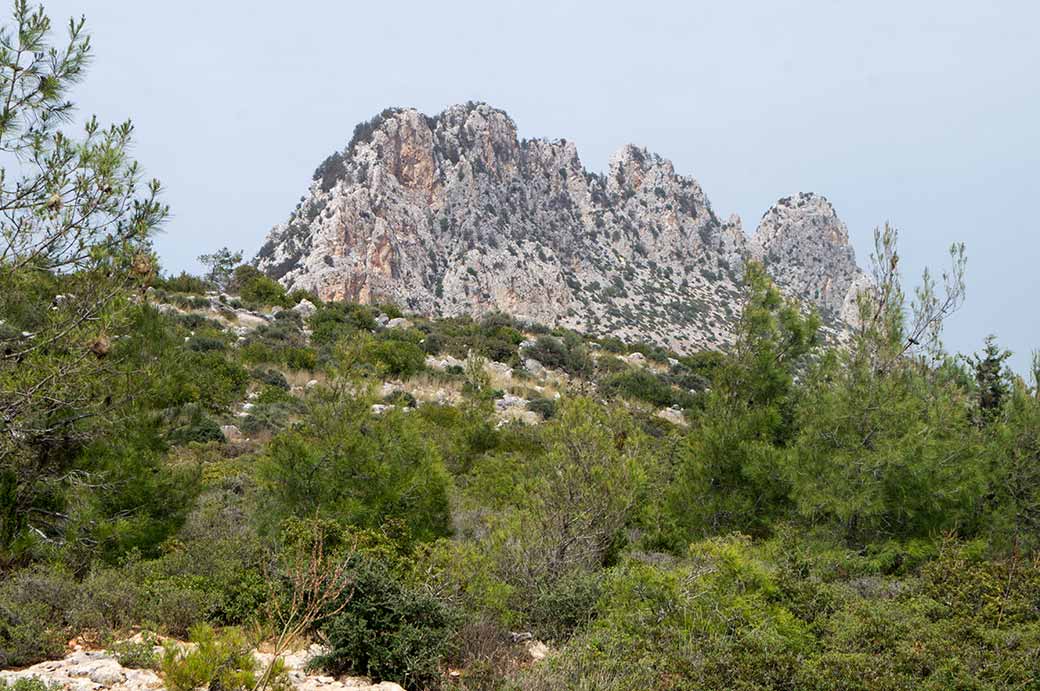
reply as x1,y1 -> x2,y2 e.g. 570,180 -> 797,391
45,0 -> 1040,371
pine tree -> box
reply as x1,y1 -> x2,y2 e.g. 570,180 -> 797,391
0,2 -> 166,558
967,335 -> 1012,420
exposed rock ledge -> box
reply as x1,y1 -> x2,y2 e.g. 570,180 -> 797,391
0,640 -> 404,691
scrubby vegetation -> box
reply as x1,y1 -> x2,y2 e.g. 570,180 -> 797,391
3,4 -> 1040,691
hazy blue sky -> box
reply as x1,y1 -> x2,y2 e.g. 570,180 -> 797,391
47,1 -> 1039,370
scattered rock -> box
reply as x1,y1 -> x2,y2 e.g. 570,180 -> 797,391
386,317 -> 413,330
526,640 -> 550,661
655,407 -> 687,427
622,352 -> 647,366
495,393 -> 528,412
233,309 -> 268,328
221,424 -> 243,442
425,354 -> 464,371
292,299 -> 317,318
484,361 -> 513,381
524,358 -> 545,377
2,643 -> 404,691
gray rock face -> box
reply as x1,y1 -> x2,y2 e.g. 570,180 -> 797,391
255,103 -> 868,351
291,298 -> 317,318
750,192 -> 869,326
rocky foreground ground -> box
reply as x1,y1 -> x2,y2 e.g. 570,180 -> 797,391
0,640 -> 405,691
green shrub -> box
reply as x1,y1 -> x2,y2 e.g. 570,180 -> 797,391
250,367 -> 289,389
0,567 -> 74,667
383,390 -> 417,408
240,401 -> 301,436
313,550 -> 459,689
362,338 -> 426,378
283,346 -> 317,371
111,633 -> 160,669
0,677 -> 64,691
164,404 -> 225,445
154,272 -> 210,294
521,334 -> 591,377
187,335 -> 226,352
260,396 -> 451,544
231,266 -> 290,309
309,303 -> 376,345
161,624 -> 259,691
526,396 -> 557,420
526,569 -> 603,641
176,313 -> 223,330
256,385 -> 295,405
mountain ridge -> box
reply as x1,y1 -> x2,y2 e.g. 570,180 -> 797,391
255,102 -> 868,352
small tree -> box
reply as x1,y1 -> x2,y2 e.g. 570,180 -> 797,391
966,335 -> 1013,422
666,262 -> 819,539
786,230 -> 982,544
253,519 -> 356,691
854,223 -> 966,371
198,247 -> 242,291
508,398 -> 647,584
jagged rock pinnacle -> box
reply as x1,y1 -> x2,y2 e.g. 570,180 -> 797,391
255,103 -> 868,351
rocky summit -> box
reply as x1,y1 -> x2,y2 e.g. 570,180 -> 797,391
255,103 -> 869,352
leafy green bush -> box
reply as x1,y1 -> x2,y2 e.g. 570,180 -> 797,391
526,396 -> 557,420
187,335 -> 227,352
313,549 -> 459,689
521,333 -> 591,377
0,678 -> 63,691
164,404 -> 225,445
362,338 -> 426,378
161,624 -> 259,691
260,393 -> 451,544
416,313 -> 525,365
154,272 -> 211,295
600,368 -> 695,408
309,302 -> 376,346
283,346 -> 318,371
111,633 -> 160,669
383,389 -> 417,408
525,569 -> 602,641
0,567 -> 74,667
250,367 -> 289,389
231,265 -> 290,309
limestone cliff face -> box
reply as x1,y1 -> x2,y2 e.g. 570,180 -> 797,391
255,103 -> 868,351
750,192 -> 871,327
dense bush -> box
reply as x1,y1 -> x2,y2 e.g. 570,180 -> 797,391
259,390 -> 451,544
416,312 -> 526,365
314,548 -> 459,689
230,265 -> 291,309
599,367 -> 697,408
309,302 -> 377,346
161,624 -> 260,691
521,333 -> 591,376
362,337 -> 426,378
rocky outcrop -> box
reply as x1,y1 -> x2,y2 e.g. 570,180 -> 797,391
750,192 -> 868,326
255,103 -> 869,351
0,642 -> 405,691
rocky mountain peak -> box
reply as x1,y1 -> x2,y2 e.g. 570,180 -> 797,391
751,192 -> 868,324
255,103 -> 870,351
